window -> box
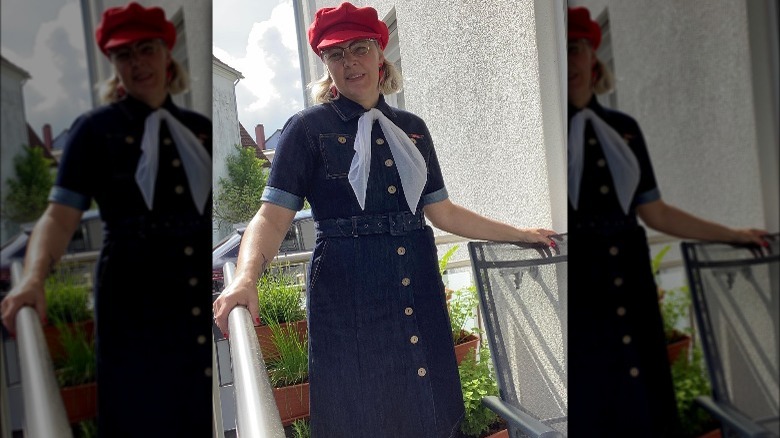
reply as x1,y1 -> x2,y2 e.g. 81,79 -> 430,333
382,9 -> 405,110
170,9 -> 193,110
595,10 -> 617,109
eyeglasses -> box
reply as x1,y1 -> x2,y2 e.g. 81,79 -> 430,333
109,39 -> 163,64
321,39 -> 376,63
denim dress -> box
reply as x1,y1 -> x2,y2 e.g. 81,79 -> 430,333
567,98 -> 681,436
261,95 -> 465,437
50,95 -> 213,436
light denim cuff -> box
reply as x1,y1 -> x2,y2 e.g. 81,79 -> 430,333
635,188 -> 661,206
421,187 -> 449,206
261,186 -> 304,211
48,186 -> 91,211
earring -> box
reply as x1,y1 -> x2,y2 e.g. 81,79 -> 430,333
329,85 -> 339,98
116,84 -> 126,99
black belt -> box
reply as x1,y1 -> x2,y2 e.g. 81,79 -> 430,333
572,215 -> 639,233
105,214 -> 210,239
316,211 -> 426,238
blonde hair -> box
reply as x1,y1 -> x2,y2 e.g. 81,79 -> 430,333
592,57 -> 615,95
308,58 -> 403,104
98,57 -> 190,104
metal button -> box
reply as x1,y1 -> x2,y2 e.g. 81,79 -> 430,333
417,367 -> 426,377
629,367 -> 639,377
597,158 -> 606,167
125,136 -> 134,144
588,138 -> 597,145
376,138 -> 385,145
184,246 -> 194,256
397,246 -> 406,256
388,185 -> 397,194
609,246 -> 619,256
197,335 -> 207,345
175,185 -> 185,194
172,158 -> 181,167
384,159 -> 394,167
410,335 -> 419,344
338,136 -> 347,144
616,306 -> 626,316
404,307 -> 413,316
163,138 -> 172,145
204,367 -> 212,377
622,335 -> 632,345
614,277 -> 623,287
189,277 -> 199,287
401,278 -> 411,286
192,307 -> 201,316
600,185 -> 610,194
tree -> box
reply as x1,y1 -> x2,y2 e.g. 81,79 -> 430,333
213,144 -> 270,227
2,145 -> 55,224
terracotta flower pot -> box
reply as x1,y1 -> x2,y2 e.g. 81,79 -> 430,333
697,428 -> 722,438
60,381 -> 97,424
273,381 -> 310,426
44,319 -> 95,362
485,429 -> 509,438
255,319 -> 308,360
667,334 -> 692,364
454,332 -> 480,365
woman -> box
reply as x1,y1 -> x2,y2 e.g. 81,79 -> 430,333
0,2 -> 212,436
212,2 -> 557,437
566,6 -> 768,437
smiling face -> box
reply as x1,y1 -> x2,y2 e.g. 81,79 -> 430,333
322,39 -> 384,109
109,38 -> 171,108
567,38 -> 596,108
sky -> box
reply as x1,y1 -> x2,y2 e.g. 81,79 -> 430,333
1,0 -> 91,139
1,0 -> 304,142
212,0 -> 305,139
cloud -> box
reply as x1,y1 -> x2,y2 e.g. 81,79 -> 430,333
5,1 -> 90,135
213,0 -> 304,136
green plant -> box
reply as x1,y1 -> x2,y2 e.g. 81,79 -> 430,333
458,346 -> 500,437
73,419 -> 98,438
652,245 -> 692,343
214,144 -> 269,227
671,344 -> 718,436
439,244 -> 460,277
45,269 -> 92,325
54,321 -> 96,387
266,321 -> 308,388
291,418 -> 311,438
257,268 -> 305,325
1,145 -> 55,224
449,285 -> 479,344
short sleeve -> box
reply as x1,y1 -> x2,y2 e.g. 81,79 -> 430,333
49,114 -> 95,211
419,123 -> 448,206
626,120 -> 661,206
261,113 -> 316,211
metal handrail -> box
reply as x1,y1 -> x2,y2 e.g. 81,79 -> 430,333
223,262 -> 286,438
10,261 -> 73,438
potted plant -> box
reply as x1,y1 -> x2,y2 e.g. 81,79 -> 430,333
652,245 -> 693,364
43,269 -> 94,361
457,346 -> 508,438
671,344 -> 721,437
53,320 -> 97,424
255,267 -> 307,359
439,245 -> 481,364
290,418 -> 311,438
72,419 -> 98,438
266,320 -> 310,426
449,285 -> 481,365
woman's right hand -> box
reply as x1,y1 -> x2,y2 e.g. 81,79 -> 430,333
212,274 -> 260,339
1,277 -> 47,336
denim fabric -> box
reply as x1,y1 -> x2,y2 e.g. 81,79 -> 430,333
264,95 -> 464,437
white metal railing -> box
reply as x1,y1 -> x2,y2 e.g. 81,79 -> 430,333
9,261 -> 73,438
223,262 -> 285,438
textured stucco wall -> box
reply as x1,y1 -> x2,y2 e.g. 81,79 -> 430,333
0,63 -> 30,242
569,0 -> 769,233
299,0 -> 566,236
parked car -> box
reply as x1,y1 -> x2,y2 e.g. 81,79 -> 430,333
0,209 -> 103,293
212,209 -> 315,292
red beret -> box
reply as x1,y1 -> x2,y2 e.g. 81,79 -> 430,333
307,2 -> 389,54
568,6 -> 601,50
95,2 -> 176,57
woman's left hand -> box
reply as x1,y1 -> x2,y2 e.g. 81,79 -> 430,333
730,228 -> 771,247
515,227 -> 560,247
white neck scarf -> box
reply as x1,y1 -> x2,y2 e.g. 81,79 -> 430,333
568,108 -> 640,215
135,108 -> 211,215
349,108 -> 428,212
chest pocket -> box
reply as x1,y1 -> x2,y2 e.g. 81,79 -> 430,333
320,133 -> 355,179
